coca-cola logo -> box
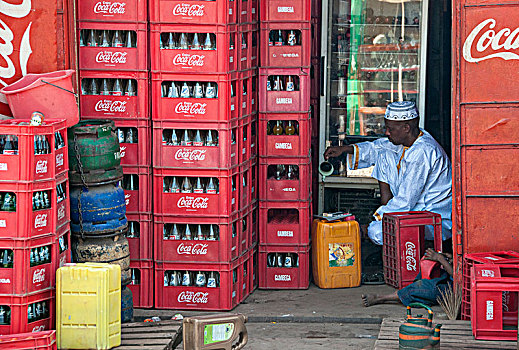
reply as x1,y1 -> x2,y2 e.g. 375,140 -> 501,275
174,149 -> 207,161
178,291 -> 209,303
56,153 -> 64,167
404,242 -> 417,272
94,100 -> 127,113
34,214 -> 48,229
57,205 -> 65,221
93,1 -> 126,14
177,243 -> 208,255
174,101 -> 207,115
172,3 -> 205,16
120,145 -> 126,158
463,18 -> 519,63
177,196 -> 209,209
32,325 -> 46,332
125,193 -> 130,206
172,54 -> 205,67
35,160 -> 48,174
95,51 -> 128,64
32,268 -> 46,284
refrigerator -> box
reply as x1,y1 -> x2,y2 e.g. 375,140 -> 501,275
318,0 -> 429,218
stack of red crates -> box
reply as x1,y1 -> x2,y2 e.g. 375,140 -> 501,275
150,0 -> 258,310
0,119 -> 70,334
76,1 -> 153,308
258,0 -> 312,289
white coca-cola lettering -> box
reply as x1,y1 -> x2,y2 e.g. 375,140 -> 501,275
177,242 -> 209,255
32,268 -> 46,284
404,242 -> 417,272
172,54 -> 206,67
93,1 -> 126,14
95,51 -> 128,64
174,149 -> 207,161
35,160 -> 48,174
95,100 -> 128,113
463,18 -> 519,63
178,291 -> 209,303
120,145 -> 126,158
34,214 -> 48,229
172,3 -> 205,16
482,269 -> 495,278
32,325 -> 46,332
57,205 -> 65,221
174,102 -> 207,115
177,196 -> 209,209
125,193 -> 130,206
56,153 -> 64,167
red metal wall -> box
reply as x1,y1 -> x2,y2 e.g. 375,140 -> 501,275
452,0 -> 519,264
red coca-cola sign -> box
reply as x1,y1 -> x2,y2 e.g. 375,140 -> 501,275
93,1 -> 127,15
172,3 -> 205,17
177,196 -> 209,209
177,290 -> 209,303
95,51 -> 128,64
174,149 -> 207,161
95,99 -> 127,112
174,101 -> 207,115
177,242 -> 209,255
172,54 -> 205,67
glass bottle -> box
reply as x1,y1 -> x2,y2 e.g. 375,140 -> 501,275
181,177 -> 192,193
180,82 -> 190,98
193,177 -> 204,193
273,121 -> 283,135
192,33 -> 201,50
193,130 -> 203,146
285,121 -> 295,135
206,178 -> 217,194
181,129 -> 192,146
287,30 -> 296,46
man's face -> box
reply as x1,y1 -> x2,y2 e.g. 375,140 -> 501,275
384,119 -> 408,145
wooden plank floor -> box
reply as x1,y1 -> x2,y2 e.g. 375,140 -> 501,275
375,318 -> 517,350
116,320 -> 182,349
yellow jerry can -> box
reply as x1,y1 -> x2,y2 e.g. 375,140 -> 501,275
312,214 -> 361,288
56,262 -> 121,349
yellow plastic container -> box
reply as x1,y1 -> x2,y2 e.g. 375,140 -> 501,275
312,216 -> 361,288
56,262 -> 121,350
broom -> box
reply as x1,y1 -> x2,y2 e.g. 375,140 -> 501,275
437,283 -> 462,320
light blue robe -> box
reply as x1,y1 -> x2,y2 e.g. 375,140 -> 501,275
347,130 -> 452,245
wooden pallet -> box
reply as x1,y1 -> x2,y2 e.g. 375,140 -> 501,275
117,320 -> 182,350
375,318 -> 517,350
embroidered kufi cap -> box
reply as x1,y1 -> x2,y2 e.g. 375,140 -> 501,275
384,101 -> 419,121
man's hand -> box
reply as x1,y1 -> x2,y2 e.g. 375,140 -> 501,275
324,145 -> 353,159
424,248 -> 443,262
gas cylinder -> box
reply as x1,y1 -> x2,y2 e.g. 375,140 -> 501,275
121,285 -> 134,323
399,303 -> 442,349
68,119 -> 122,185
70,182 -> 127,236
71,235 -> 131,285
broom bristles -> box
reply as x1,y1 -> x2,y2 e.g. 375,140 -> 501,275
437,283 -> 462,320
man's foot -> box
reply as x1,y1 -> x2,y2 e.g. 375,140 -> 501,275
361,294 -> 381,307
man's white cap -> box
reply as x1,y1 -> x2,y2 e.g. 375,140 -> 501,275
384,101 -> 419,121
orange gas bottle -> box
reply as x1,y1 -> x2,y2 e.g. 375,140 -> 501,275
312,213 -> 361,288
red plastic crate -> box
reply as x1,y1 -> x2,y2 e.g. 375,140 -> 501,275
238,205 -> 250,255
238,117 -> 252,165
78,22 -> 148,72
259,157 -> 311,202
238,160 -> 252,210
79,70 -> 149,120
250,157 -> 258,204
0,119 -> 68,183
0,235 -> 55,295
0,180 -> 61,239
258,113 -> 311,157
239,247 -> 254,302
150,24 -> 237,74
252,246 -> 258,291
310,57 -> 320,99
251,203 -> 258,246
259,0 -> 311,22
259,68 -> 310,113
238,26 -> 250,71
78,0 -> 147,22
154,259 -> 242,310
154,213 -> 240,263
250,114 -> 257,161
55,224 -> 71,270
258,243 -> 309,289
382,211 -> 442,289
251,29 -> 258,68
152,120 -> 239,169
0,289 -> 54,334
125,213 -> 153,260
56,174 -> 70,231
238,0 -> 250,24
0,330 -> 56,350
151,72 -> 239,122
153,167 -> 239,218
250,71 -> 258,114
259,200 -> 311,245
260,23 -> 311,68
149,0 -> 237,24
461,251 -> 519,321
470,264 -> 519,341
128,259 -> 153,308
122,166 -> 151,214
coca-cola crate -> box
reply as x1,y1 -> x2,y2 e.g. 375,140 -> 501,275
0,289 -> 54,334
250,203 -> 258,246
153,120 -> 239,169
238,117 -> 251,164
149,0 -> 237,24
250,71 -> 258,114
310,57 -> 320,99
250,114 -> 257,161
56,174 -> 70,231
154,259 -> 242,310
238,160 -> 254,211
238,25 -> 258,70
311,18 -> 320,59
239,247 -> 252,302
0,235 -> 55,296
122,166 -> 152,214
55,224 -> 71,271
0,330 -> 56,350
238,70 -> 258,118
258,243 -> 310,289
259,200 -> 311,245
128,259 -> 153,308
79,70 -> 148,120
151,72 -> 239,123
259,68 -> 310,113
125,213 -> 153,260
153,213 -> 240,263
0,180 -> 61,239
153,167 -> 239,218
251,29 -> 258,68
259,0 -> 311,22
78,22 -> 148,72
259,157 -> 311,202
258,113 -> 311,157
0,119 -> 68,183
78,0 -> 147,22
260,23 -> 311,68
239,203 -> 257,255
252,246 -> 258,291
150,24 -> 237,74
238,0 -> 250,24
113,119 -> 151,166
